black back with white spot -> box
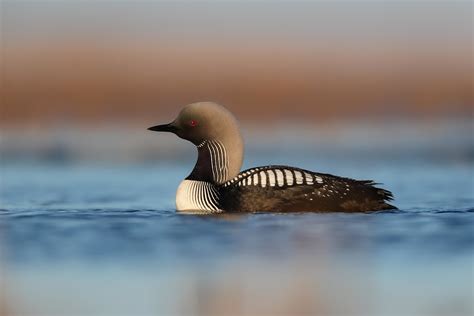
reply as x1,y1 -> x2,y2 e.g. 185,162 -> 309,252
218,165 -> 395,212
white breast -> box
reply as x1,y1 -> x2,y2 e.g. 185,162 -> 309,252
176,180 -> 221,213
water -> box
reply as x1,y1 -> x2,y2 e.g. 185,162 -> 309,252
1,126 -> 473,316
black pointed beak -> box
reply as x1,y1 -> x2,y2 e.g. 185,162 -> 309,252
147,123 -> 178,133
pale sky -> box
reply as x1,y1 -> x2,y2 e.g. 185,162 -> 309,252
3,0 -> 472,44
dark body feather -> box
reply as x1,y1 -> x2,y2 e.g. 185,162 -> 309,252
218,166 -> 396,213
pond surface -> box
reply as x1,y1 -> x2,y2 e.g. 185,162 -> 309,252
1,125 -> 473,316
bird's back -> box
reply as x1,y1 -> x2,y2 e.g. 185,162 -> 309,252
219,165 -> 396,212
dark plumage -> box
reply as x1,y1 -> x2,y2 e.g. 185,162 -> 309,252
219,166 -> 395,212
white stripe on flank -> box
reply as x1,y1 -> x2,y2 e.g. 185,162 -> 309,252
305,173 -> 314,185
267,170 -> 276,187
294,171 -> 304,184
275,169 -> 285,187
259,171 -> 267,187
252,173 -> 259,185
284,169 -> 294,185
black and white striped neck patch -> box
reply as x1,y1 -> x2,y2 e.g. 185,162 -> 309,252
198,140 -> 229,184
223,166 -> 324,188
176,180 -> 222,213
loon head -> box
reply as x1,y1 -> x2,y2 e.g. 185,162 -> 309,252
148,101 -> 240,145
148,101 -> 244,183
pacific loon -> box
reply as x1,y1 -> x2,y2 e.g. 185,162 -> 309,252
148,102 -> 396,213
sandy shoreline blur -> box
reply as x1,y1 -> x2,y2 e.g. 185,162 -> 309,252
3,1 -> 472,125
3,39 -> 472,125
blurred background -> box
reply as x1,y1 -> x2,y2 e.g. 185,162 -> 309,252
2,0 -> 472,124
1,0 -> 472,163
1,1 -> 473,315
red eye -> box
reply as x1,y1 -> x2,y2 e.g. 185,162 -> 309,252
189,120 -> 198,127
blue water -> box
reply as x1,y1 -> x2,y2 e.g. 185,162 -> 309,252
1,137 -> 473,315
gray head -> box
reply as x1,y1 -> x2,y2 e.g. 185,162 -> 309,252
148,102 -> 244,183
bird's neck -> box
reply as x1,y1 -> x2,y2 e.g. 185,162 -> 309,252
187,139 -> 243,185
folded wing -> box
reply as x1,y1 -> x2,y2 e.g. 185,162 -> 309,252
219,165 -> 396,212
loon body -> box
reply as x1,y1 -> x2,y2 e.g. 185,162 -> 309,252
149,102 -> 396,213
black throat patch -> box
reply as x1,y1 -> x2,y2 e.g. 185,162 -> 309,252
186,143 -> 214,182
